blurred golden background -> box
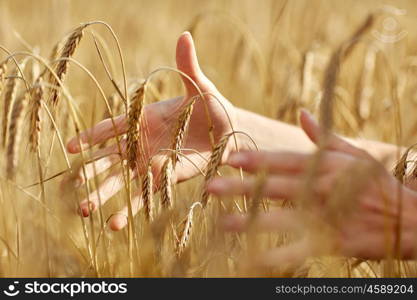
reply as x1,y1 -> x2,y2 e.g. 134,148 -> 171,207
1,0 -> 417,277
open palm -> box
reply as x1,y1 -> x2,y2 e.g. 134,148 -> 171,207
65,32 -> 236,230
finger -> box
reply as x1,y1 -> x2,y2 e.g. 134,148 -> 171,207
208,176 -> 300,199
68,143 -> 125,188
227,150 -> 355,175
108,192 -> 144,231
67,115 -> 126,153
79,170 -> 131,217
176,31 -> 214,95
300,109 -> 371,159
208,175 -> 334,200
340,231 -> 393,259
227,150 -> 309,174
222,209 -> 300,232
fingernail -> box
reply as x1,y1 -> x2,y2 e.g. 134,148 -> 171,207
301,109 -> 317,122
300,108 -> 311,118
228,152 -> 247,167
109,214 -> 128,231
73,177 -> 83,188
75,142 -> 89,152
78,205 -> 89,217
79,202 -> 95,217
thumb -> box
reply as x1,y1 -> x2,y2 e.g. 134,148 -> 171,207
176,31 -> 213,96
299,109 -> 370,159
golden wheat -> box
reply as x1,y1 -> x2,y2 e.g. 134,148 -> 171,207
169,98 -> 195,165
6,91 -> 29,178
50,23 -> 87,105
142,162 -> 154,222
2,65 -> 20,148
126,82 -> 146,171
29,77 -> 44,152
175,202 -> 201,257
160,157 -> 174,209
201,133 -> 231,207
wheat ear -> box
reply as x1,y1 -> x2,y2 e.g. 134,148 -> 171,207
201,134 -> 231,207
2,65 -> 20,148
176,202 -> 201,257
126,82 -> 146,171
29,77 -> 44,152
393,145 -> 416,183
142,163 -> 154,222
6,91 -> 29,178
169,98 -> 195,165
50,24 -> 87,105
160,157 -> 174,209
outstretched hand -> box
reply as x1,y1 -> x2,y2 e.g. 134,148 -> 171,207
65,32 -> 237,230
208,110 -> 417,263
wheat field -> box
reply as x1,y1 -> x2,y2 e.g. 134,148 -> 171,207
1,0 -> 417,277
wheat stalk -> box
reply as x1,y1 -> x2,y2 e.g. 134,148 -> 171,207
160,157 -> 173,210
126,81 -> 146,171
50,23 -> 87,105
175,202 -> 201,257
142,163 -> 154,222
201,133 -> 231,207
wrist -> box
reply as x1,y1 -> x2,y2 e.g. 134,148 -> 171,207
233,107 -> 253,152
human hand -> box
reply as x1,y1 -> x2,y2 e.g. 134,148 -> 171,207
208,110 -> 417,265
65,32 -> 238,230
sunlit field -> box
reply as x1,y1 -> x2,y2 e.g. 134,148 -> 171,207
1,0 -> 417,277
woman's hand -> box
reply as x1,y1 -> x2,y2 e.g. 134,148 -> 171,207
208,110 -> 417,264
64,32 -> 237,230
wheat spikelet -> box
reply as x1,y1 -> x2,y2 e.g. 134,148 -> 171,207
29,77 -> 44,152
99,81 -> 141,149
175,202 -> 201,257
126,82 -> 146,171
2,61 -> 27,148
160,157 -> 173,209
6,91 -> 29,178
50,24 -> 87,105
2,67 -> 18,148
142,163 -> 154,222
201,134 -> 231,207
393,146 -> 414,183
169,98 -> 195,165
